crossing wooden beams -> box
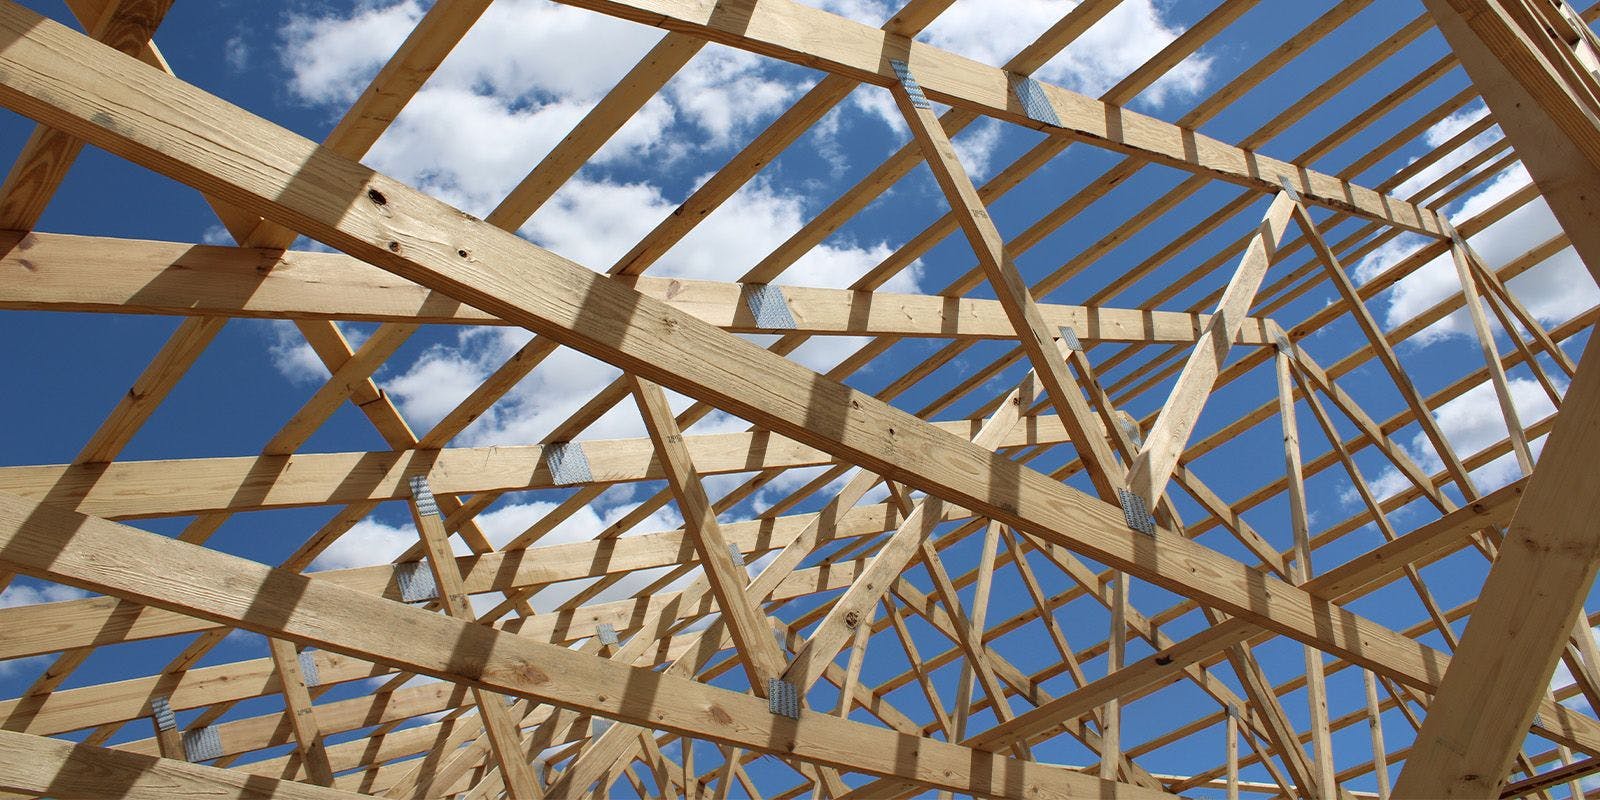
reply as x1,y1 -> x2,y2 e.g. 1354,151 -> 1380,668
0,490 -> 1166,800
2,0 -> 1599,796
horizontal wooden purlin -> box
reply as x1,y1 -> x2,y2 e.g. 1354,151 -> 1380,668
0,231 -> 1277,346
0,492 -> 1164,800
0,501 -> 895,660
115,678 -> 475,762
550,0 -> 1446,236
0,0 -> 1587,764
0,648 -> 387,738
0,728 -> 364,800
0,416 -> 1065,520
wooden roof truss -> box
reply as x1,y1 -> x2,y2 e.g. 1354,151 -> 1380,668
1,0 -> 1599,796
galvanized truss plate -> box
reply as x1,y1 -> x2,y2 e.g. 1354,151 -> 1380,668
1010,75 -> 1060,126
745,283 -> 797,330
1058,326 -> 1083,352
1117,488 -> 1156,536
150,695 -> 176,732
1276,174 -> 1302,203
727,543 -> 746,568
298,650 -> 321,687
768,678 -> 801,719
888,59 -> 931,109
595,623 -> 619,646
1119,419 -> 1144,448
408,475 -> 439,518
183,725 -> 223,762
545,441 -> 593,486
395,561 -> 439,603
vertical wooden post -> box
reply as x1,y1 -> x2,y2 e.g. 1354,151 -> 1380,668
265,637 -> 335,786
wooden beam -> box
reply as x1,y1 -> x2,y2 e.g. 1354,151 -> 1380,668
264,638 -> 336,787
0,491 -> 1166,800
548,0 -> 1446,235
0,3 -> 1570,755
0,0 -> 170,229
0,418 -> 1068,520
1420,0 -> 1600,277
1126,190 -> 1296,507
404,478 -> 541,799
889,56 -> 1123,499
1393,324 -> 1600,794
0,232 -> 1279,345
0,728 -> 363,799
629,376 -> 788,688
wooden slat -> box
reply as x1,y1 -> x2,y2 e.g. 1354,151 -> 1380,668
0,728 -> 364,799
264,638 -> 336,786
549,0 -> 1447,235
0,490 -> 1166,800
0,232 -> 1278,345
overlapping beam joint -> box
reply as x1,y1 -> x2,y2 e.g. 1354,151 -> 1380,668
0,0 -> 1597,798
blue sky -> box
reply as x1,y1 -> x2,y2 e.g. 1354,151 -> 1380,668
2,0 -> 1598,795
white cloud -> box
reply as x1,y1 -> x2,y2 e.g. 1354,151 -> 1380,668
952,118 -> 1004,183
260,320 -> 374,385
1352,86 -> 1598,347
924,0 -> 1211,105
281,1 -> 426,107
0,581 -> 89,609
309,517 -> 417,572
1390,104 -> 1496,201
1348,376 -> 1558,507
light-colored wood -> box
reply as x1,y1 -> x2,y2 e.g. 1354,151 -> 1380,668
552,0 -> 1446,235
890,57 -> 1123,499
0,728 -> 365,799
1276,345 -> 1336,799
2,0 -> 1597,794
0,417 -> 1071,520
0,0 -> 171,229
0,490 -> 1166,800
948,520 -> 1000,744
1446,223 -> 1537,474
1363,671 -> 1389,800
1226,709 -> 1240,800
0,232 -> 1281,345
778,376 -> 1025,693
1126,190 -> 1296,507
264,638 -> 336,786
405,481 -> 541,799
1394,328 -> 1600,795
1420,0 -> 1600,278
629,375 -> 788,688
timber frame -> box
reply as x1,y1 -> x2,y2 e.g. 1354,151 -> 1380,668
0,0 -> 1598,797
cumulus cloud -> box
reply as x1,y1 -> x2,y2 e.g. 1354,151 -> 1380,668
261,320 -> 374,385
1344,376 -> 1557,508
0,581 -> 89,609
1354,109 -> 1599,347
921,0 -> 1210,104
